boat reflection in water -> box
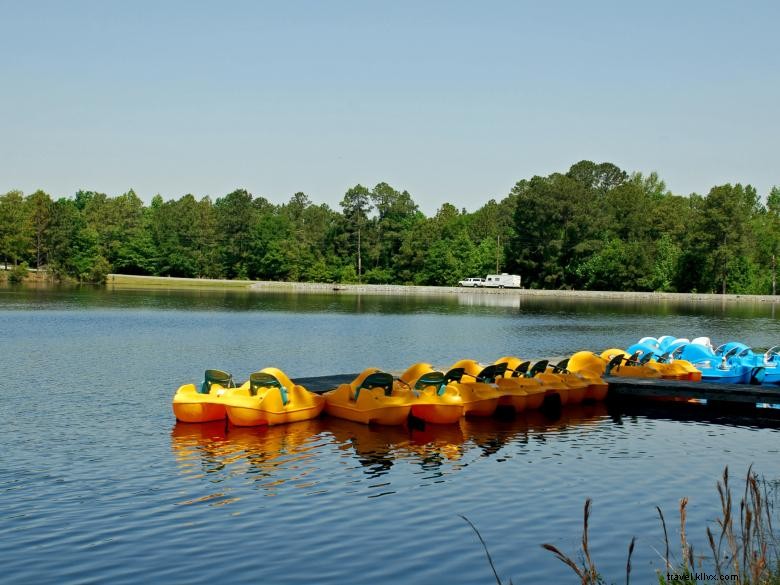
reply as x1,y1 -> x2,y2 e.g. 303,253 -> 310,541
170,402 -> 610,499
171,418 -> 329,497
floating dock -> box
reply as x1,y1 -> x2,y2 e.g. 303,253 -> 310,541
296,373 -> 362,393
295,373 -> 780,413
606,376 -> 780,410
606,376 -> 780,404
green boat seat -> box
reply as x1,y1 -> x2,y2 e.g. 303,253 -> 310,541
475,363 -> 506,383
639,352 -> 654,365
415,371 -> 446,395
249,371 -> 289,405
625,351 -> 642,366
511,361 -> 531,377
554,358 -> 570,373
200,369 -> 233,394
444,367 -> 465,384
355,372 -> 394,400
605,354 -> 624,375
528,360 -> 549,377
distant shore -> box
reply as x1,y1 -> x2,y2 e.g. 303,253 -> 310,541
97,273 -> 780,304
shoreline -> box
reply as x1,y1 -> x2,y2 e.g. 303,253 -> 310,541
97,273 -> 780,304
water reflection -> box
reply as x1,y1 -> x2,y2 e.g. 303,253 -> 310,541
3,285 -> 780,319
170,403 -> 612,501
171,419 -> 326,481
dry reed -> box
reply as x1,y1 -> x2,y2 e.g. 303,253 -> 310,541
464,466 -> 778,584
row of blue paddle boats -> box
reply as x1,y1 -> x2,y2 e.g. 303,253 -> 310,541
627,336 -> 780,385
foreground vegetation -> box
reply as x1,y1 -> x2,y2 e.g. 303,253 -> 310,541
467,466 -> 779,584
1,161 -> 778,292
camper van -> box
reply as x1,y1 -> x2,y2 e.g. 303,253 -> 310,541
483,273 -> 522,288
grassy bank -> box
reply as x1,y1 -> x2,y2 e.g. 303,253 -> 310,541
107,274 -> 255,289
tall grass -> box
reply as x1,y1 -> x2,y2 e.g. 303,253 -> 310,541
464,466 -> 779,584
654,466 -> 780,584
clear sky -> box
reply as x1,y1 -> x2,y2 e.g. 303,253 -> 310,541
1,0 -> 778,213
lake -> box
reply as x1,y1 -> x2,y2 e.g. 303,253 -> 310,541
1,286 -> 779,584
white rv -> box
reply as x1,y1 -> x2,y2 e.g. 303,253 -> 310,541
483,273 -> 522,288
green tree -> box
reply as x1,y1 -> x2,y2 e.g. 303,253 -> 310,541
639,234 -> 682,292
339,185 -> 373,282
109,189 -> 151,274
697,184 -> 760,294
25,190 -> 53,269
395,216 -> 432,284
214,189 -> 258,278
0,190 -> 30,267
148,194 -> 211,277
47,198 -> 81,278
44,198 -> 103,282
467,195 -> 517,275
761,187 -> 780,294
567,160 -> 628,194
370,183 -> 420,275
507,173 -> 604,288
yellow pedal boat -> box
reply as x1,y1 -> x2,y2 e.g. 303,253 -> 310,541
324,368 -> 412,425
495,355 -> 608,407
556,357 -> 609,401
395,363 -> 464,424
570,350 -> 662,379
622,349 -> 701,381
446,360 -> 503,417
492,357 -> 549,411
499,358 -> 573,405
222,368 -> 325,427
599,349 -> 667,379
172,369 -> 234,423
538,358 -> 603,404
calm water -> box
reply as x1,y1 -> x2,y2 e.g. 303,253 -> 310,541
1,286 -> 779,584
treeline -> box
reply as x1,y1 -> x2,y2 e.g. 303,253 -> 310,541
1,160 -> 778,293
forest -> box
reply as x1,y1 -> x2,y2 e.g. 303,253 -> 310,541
1,160 -> 778,294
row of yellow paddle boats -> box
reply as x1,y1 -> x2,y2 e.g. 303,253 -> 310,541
172,349 -> 703,428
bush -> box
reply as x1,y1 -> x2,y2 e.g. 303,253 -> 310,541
338,265 -> 358,283
363,267 -> 394,284
86,256 -> 111,284
8,262 -> 29,284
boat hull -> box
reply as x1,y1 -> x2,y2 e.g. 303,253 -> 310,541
172,383 -> 227,423
461,397 -> 500,417
325,402 -> 411,425
410,403 -> 463,424
226,403 -> 325,426
172,401 -> 226,423
497,393 -> 527,413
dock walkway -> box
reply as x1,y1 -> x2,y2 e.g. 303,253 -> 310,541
606,376 -> 780,407
295,373 -> 780,413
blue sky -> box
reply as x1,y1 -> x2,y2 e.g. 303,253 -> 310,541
1,0 -> 778,213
